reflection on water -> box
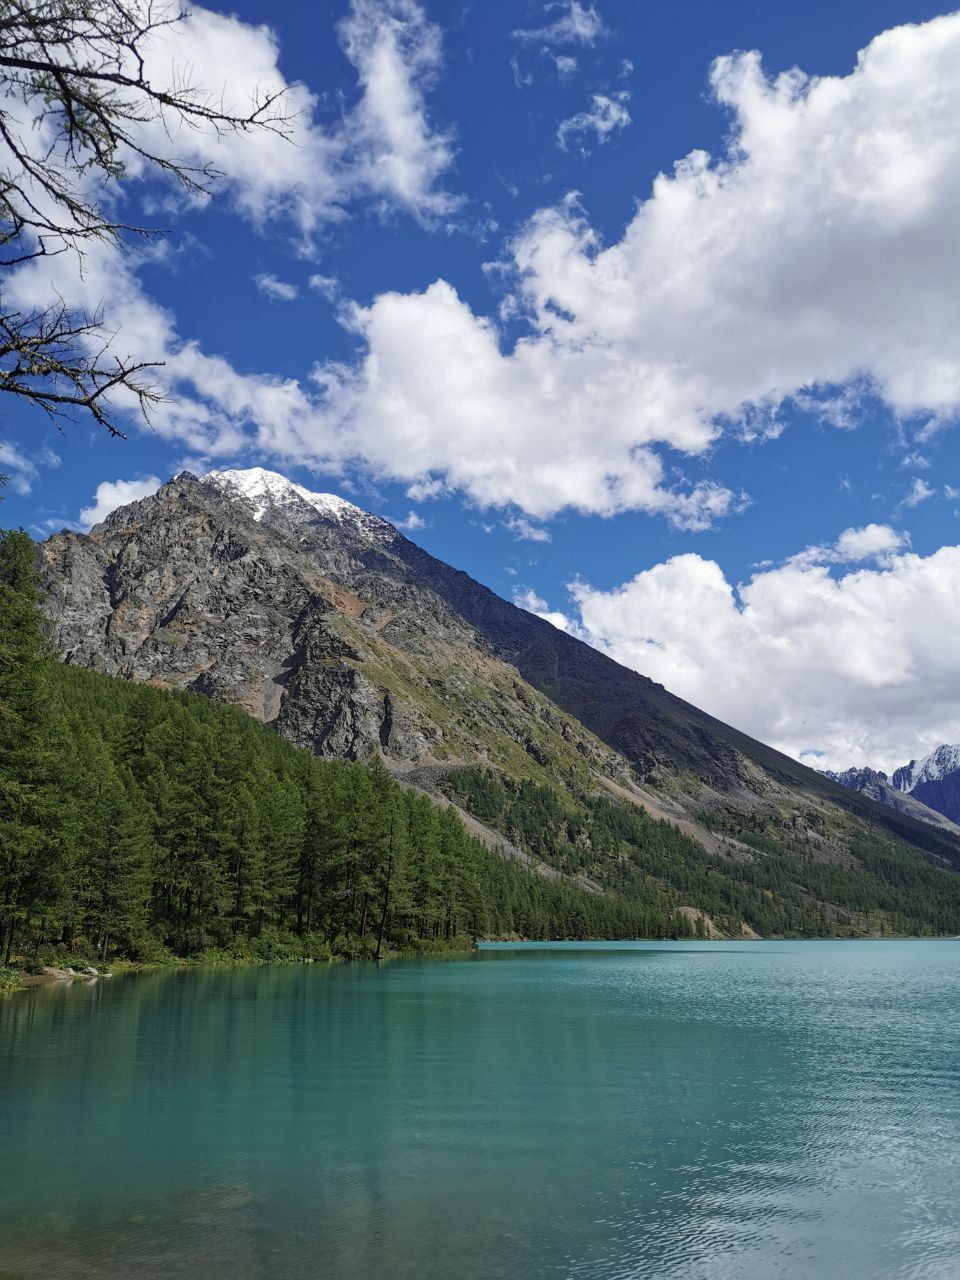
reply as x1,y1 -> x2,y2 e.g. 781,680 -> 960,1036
1,941 -> 959,1279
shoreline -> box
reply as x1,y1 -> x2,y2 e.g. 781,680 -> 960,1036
4,931 -> 957,996
0,938 -> 476,995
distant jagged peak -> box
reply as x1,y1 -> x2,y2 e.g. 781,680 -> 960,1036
893,744 -> 960,793
200,466 -> 391,537
824,765 -> 889,789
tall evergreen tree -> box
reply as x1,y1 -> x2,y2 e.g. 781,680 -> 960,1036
0,530 -> 64,962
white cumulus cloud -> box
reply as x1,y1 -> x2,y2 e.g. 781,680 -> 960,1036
790,523 -> 909,568
548,532 -> 960,775
293,13 -> 960,524
310,276 -> 738,524
338,0 -> 460,221
130,0 -> 460,234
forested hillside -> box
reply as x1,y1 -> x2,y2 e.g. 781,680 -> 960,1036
444,768 -> 960,938
0,530 -> 689,969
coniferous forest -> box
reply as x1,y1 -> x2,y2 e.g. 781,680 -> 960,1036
444,766 -> 960,938
0,529 -> 692,970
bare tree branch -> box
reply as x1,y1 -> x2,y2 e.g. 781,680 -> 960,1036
0,299 -> 164,435
0,0 -> 292,436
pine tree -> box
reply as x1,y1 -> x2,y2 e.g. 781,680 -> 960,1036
257,773 -> 305,935
81,763 -> 155,960
374,789 -> 412,960
218,781 -> 262,941
147,718 -> 229,951
297,765 -> 349,937
0,530 -> 65,962
407,792 -> 442,940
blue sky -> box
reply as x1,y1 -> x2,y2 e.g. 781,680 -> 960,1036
3,0 -> 960,772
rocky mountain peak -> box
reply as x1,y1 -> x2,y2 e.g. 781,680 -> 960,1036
892,744 -> 960,793
200,467 -> 392,540
823,745 -> 960,832
820,761 -> 960,835
823,766 -> 889,789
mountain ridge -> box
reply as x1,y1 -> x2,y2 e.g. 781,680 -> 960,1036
821,765 -> 960,835
828,745 -> 960,829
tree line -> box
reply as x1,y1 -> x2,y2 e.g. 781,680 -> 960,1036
0,530 -> 694,967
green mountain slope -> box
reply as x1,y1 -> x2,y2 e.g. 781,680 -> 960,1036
390,537 -> 960,871
3,654 -> 686,967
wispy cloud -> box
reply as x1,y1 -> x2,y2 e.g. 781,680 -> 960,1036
899,477 -> 935,510
514,2 -> 606,47
339,0 -> 462,222
254,272 -> 299,302
0,442 -> 60,495
512,586 -> 572,631
557,91 -> 630,152
394,509 -> 426,531
506,515 -> 551,542
509,54 -> 534,88
308,274 -> 340,302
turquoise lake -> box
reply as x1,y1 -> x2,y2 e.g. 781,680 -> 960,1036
1,940 -> 959,1278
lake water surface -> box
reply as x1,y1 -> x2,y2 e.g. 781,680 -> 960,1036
1,940 -> 959,1278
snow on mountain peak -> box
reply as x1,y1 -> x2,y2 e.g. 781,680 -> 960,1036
202,467 -> 380,530
892,743 -> 960,792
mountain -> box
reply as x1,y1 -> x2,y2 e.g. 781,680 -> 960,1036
892,745 -> 960,824
37,467 -> 960,937
825,747 -> 960,829
821,766 -> 960,835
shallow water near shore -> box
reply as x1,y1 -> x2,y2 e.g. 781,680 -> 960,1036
1,939 -> 959,1278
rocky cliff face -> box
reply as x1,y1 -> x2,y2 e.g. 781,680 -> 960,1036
43,474 -> 430,760
40,471 -> 632,787
39,468 -> 960,872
